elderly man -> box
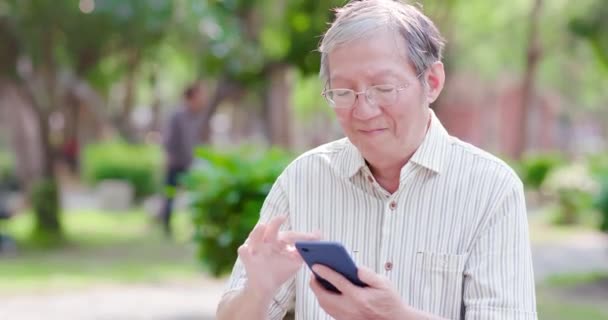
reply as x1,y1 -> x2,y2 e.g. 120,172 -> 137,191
217,1 -> 537,319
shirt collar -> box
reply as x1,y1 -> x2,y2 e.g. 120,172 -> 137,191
409,109 -> 451,174
336,110 -> 451,179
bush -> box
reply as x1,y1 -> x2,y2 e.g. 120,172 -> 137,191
589,153 -> 608,232
185,145 -> 293,277
595,178 -> 608,232
517,153 -> 566,190
82,141 -> 162,199
541,162 -> 598,225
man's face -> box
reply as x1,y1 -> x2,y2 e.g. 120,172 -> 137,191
327,30 -> 432,166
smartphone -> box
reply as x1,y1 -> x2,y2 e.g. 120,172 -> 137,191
295,240 -> 368,294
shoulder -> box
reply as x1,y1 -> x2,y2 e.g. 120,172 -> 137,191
448,137 -> 522,189
280,138 -> 351,179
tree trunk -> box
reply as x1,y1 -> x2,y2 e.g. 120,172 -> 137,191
514,0 -> 543,159
264,65 -> 292,149
18,81 -> 63,241
32,107 -> 62,238
61,88 -> 81,174
118,50 -> 141,142
0,81 -> 42,191
148,69 -> 162,133
200,77 -> 244,143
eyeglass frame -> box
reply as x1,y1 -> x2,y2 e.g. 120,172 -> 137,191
321,71 -> 426,109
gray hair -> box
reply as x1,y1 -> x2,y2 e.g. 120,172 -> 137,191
319,0 -> 445,85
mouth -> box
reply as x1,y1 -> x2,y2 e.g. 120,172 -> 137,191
358,128 -> 387,135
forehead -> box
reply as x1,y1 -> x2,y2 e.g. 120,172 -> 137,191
327,30 -> 414,83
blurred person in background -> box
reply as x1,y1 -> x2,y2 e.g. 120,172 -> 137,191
160,82 -> 207,237
217,0 -> 537,319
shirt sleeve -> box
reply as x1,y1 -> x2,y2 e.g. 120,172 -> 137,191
221,174 -> 296,320
463,179 -> 538,320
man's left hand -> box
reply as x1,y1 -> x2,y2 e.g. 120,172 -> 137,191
310,264 -> 412,320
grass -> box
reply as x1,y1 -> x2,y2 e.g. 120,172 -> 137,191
545,272 -> 608,287
537,296 -> 608,320
529,206 -> 608,319
2,206 -> 608,320
537,272 -> 608,320
0,209 -> 204,294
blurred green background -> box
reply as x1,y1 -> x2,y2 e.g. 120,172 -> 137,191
0,0 -> 607,319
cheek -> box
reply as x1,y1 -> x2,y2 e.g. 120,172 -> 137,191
334,109 -> 352,127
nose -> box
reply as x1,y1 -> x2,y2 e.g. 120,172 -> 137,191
352,93 -> 382,120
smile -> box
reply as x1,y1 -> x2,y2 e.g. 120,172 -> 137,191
359,128 -> 387,135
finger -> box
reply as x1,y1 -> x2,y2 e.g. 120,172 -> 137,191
280,230 -> 322,244
263,215 -> 287,243
309,273 -> 323,295
309,272 -> 338,298
248,223 -> 266,246
237,244 -> 251,262
312,264 -> 355,294
357,266 -> 384,288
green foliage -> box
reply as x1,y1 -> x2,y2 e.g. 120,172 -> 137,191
82,141 -> 163,199
1,0 -> 175,97
178,0 -> 342,85
541,162 -> 598,225
594,178 -> 608,232
588,153 -> 608,232
569,0 -> 608,71
0,149 -> 15,188
517,153 -> 566,190
185,145 -> 293,276
292,71 -> 332,121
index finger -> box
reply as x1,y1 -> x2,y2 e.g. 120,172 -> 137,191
312,264 -> 356,295
263,215 -> 287,243
280,230 -> 322,244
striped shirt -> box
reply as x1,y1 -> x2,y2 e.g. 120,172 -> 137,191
223,111 -> 537,320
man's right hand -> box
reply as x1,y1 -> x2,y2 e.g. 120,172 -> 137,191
238,215 -> 320,300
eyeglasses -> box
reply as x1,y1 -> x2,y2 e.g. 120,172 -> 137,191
322,83 -> 411,109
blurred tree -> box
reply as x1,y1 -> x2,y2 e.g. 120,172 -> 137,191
569,0 -> 608,72
81,0 -> 174,141
0,0 -> 174,241
174,0 -> 343,148
514,0 -> 544,159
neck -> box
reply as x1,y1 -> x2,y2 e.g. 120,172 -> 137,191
367,155 -> 410,194
367,111 -> 432,194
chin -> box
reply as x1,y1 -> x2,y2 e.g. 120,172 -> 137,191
354,140 -> 388,159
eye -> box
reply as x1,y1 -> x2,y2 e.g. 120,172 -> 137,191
373,85 -> 395,93
333,89 -> 352,97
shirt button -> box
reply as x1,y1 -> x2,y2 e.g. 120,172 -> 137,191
385,261 -> 393,271
367,175 -> 374,183
389,201 -> 397,210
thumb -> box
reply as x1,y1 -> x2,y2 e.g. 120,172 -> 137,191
357,266 -> 386,288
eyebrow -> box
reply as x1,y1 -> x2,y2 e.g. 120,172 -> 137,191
329,69 -> 401,84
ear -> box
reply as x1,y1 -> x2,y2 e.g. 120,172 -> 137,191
424,61 -> 445,104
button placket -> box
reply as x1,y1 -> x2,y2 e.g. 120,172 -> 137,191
380,195 -> 398,273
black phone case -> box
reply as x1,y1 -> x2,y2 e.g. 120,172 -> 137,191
295,241 -> 368,294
